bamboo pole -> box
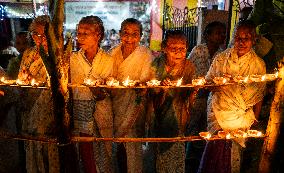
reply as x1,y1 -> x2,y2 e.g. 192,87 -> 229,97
259,60 -> 284,173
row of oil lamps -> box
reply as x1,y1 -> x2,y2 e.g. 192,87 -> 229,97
199,129 -> 263,140
0,71 -> 279,88
84,72 -> 279,87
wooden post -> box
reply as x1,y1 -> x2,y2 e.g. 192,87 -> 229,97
259,60 -> 284,173
40,0 -> 78,172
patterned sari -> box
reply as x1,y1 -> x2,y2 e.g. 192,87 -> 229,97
18,47 -> 59,173
152,54 -> 195,173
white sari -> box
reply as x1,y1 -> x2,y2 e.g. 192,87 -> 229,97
109,44 -> 154,173
70,49 -> 114,172
206,48 -> 266,134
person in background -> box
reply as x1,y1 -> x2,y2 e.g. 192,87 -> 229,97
109,29 -> 120,47
70,15 -> 114,173
0,34 -> 19,70
186,21 -> 226,172
151,30 -> 195,173
198,20 -> 266,173
7,31 -> 29,79
17,15 -> 60,173
109,18 -> 154,173
248,0 -> 283,72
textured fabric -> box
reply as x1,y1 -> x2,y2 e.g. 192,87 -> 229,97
18,47 -> 59,173
198,140 -> 232,173
156,142 -> 185,173
70,49 -> 114,172
7,55 -> 22,79
188,44 -> 221,78
152,55 -> 195,173
18,47 -> 49,83
109,44 -> 154,173
70,49 -> 113,100
206,47 -> 266,134
73,100 -> 96,135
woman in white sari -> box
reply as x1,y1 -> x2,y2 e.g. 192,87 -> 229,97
70,16 -> 114,173
198,20 -> 266,173
109,18 -> 154,173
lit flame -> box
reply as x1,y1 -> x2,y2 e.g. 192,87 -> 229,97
199,132 -> 211,139
31,78 -> 39,87
222,78 -> 227,84
106,78 -> 120,87
275,71 -> 279,78
16,79 -> 24,85
146,79 -> 161,86
176,77 -> 183,86
226,133 -> 231,139
261,75 -> 266,81
84,78 -> 93,86
122,76 -> 130,87
257,131 -> 262,137
244,76 -> 249,83
192,77 -> 206,86
1,77 -> 5,83
108,79 -> 114,86
247,130 -> 263,137
234,130 -> 247,138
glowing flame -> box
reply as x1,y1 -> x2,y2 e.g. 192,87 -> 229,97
84,78 -> 93,86
16,79 -> 24,85
199,132 -> 211,139
226,133 -> 231,139
176,77 -> 183,86
247,130 -> 263,137
106,78 -> 120,87
122,76 -> 130,87
275,71 -> 279,78
146,79 -> 161,86
261,75 -> 266,81
244,76 -> 249,83
1,77 -> 5,83
31,78 -> 39,87
192,77 -> 206,86
234,130 -> 247,138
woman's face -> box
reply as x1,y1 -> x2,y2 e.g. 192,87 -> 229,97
207,25 -> 226,46
164,37 -> 187,65
120,23 -> 141,50
77,23 -> 101,51
234,27 -> 254,57
31,25 -> 47,51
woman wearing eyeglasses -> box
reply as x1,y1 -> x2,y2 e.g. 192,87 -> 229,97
17,15 -> 60,173
151,30 -> 195,173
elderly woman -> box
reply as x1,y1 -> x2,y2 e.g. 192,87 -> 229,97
70,16 -> 114,173
198,20 -> 266,173
109,18 -> 154,173
151,30 -> 195,173
17,15 -> 60,173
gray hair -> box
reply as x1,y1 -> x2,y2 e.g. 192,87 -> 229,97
78,15 -> 105,42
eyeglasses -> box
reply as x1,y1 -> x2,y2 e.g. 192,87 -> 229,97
31,32 -> 46,39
